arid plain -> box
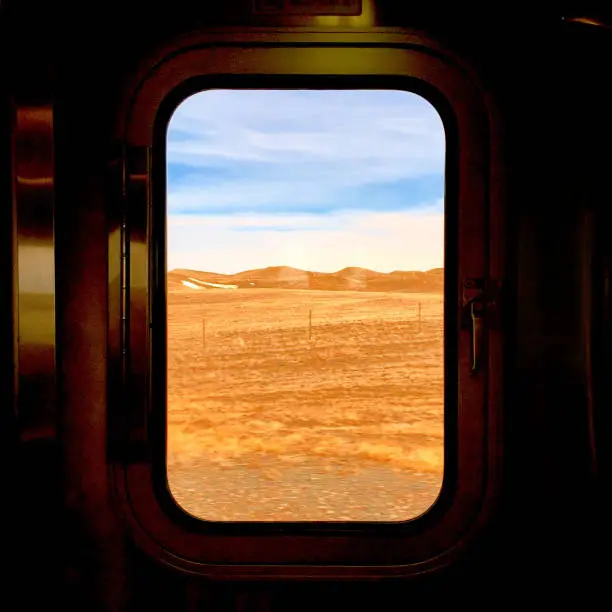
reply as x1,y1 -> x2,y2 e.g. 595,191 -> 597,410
166,266 -> 444,521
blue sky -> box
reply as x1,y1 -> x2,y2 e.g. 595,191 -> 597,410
167,89 -> 445,273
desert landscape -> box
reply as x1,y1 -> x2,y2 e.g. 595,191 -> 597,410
166,265 -> 444,522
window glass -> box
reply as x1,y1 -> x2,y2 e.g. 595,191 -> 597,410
166,89 -> 445,521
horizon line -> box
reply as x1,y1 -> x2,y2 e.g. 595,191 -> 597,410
168,265 -> 445,276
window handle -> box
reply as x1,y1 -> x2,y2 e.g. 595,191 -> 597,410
462,278 -> 502,376
470,298 -> 485,373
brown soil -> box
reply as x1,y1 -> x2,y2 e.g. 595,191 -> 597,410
167,287 -> 444,521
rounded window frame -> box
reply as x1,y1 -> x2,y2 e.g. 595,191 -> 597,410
108,32 -> 503,579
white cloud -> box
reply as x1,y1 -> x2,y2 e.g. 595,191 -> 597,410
167,207 -> 444,274
168,178 -> 331,212
167,89 -> 445,190
168,129 -> 442,172
166,90 -> 446,273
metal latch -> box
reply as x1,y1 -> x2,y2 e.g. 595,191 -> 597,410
461,278 -> 502,374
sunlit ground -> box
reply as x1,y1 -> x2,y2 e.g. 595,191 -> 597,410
167,287 -> 444,521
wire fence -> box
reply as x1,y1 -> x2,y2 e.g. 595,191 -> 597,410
200,300 -> 444,352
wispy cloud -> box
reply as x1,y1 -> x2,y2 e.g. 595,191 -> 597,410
167,89 -> 445,271
168,174 -> 443,215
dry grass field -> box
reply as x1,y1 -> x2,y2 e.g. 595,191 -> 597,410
167,282 -> 444,522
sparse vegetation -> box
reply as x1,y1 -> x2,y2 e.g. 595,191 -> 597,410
167,273 -> 444,522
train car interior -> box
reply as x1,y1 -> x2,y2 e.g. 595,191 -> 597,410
2,2 -> 611,610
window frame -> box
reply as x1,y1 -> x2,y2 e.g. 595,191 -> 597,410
108,32 -> 503,579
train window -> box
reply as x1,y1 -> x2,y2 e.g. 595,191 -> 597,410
112,40 -> 501,576
165,89 -> 445,522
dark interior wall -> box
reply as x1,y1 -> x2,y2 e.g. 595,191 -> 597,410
3,4 -> 611,610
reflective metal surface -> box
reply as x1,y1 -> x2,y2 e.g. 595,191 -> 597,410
13,105 -> 56,442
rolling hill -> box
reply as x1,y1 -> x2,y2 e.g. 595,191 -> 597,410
168,266 -> 444,293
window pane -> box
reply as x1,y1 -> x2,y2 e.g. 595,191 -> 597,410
166,89 -> 445,521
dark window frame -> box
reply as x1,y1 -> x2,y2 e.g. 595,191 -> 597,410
108,36 -> 502,579
156,76 -> 454,534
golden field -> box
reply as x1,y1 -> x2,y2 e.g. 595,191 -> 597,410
167,284 -> 444,522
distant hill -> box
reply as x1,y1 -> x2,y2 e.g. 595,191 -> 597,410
168,266 -> 444,293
